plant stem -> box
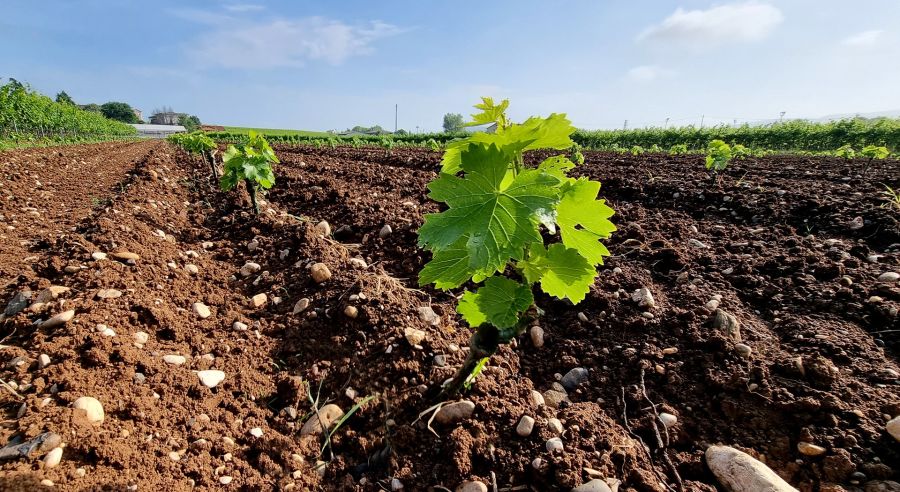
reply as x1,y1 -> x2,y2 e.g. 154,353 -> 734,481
441,327 -> 498,396
205,151 -> 218,181
245,178 -> 259,214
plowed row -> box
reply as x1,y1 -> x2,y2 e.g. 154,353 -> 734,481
0,142 -> 897,491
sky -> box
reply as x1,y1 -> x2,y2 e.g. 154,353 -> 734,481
2,0 -> 899,132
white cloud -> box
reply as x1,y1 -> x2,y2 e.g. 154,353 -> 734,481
840,29 -> 883,48
626,65 -> 674,82
639,2 -> 783,49
223,4 -> 265,13
186,17 -> 403,69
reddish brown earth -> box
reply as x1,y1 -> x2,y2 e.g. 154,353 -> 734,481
0,142 -> 897,491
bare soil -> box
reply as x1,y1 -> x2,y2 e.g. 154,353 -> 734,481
0,142 -> 897,491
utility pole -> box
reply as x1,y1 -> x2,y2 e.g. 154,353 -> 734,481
779,111 -> 786,123
664,117 -> 669,129
700,115 -> 705,128
394,104 -> 398,133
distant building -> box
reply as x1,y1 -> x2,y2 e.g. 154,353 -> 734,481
130,124 -> 186,138
133,108 -> 143,122
149,112 -> 185,125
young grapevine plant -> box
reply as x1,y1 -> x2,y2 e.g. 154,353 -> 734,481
220,131 -> 279,214
705,139 -> 732,171
418,98 -> 616,393
169,132 -> 220,179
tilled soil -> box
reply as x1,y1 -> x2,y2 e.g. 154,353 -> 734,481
0,142 -> 897,491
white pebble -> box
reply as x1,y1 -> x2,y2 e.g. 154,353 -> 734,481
546,437 -> 564,452
516,416 -> 535,436
658,412 -> 677,427
43,447 -> 63,468
196,370 -> 226,388
73,396 -> 104,425
163,354 -> 186,365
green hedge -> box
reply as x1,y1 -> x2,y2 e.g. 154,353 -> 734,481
0,80 -> 137,139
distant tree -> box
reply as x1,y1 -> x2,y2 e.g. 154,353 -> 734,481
7,78 -> 25,90
178,114 -> 201,132
349,124 -> 386,134
81,103 -> 101,113
443,113 -> 465,133
100,102 -> 139,123
395,129 -> 408,136
55,91 -> 75,105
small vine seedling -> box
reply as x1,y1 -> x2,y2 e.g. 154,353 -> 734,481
417,98 -> 617,394
861,145 -> 889,175
705,139 -> 732,172
169,131 -> 219,180
220,131 -> 279,214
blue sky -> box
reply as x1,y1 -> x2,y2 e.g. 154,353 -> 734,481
3,1 -> 899,131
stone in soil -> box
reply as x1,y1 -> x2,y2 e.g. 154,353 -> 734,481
404,327 -> 426,346
547,418 -> 564,435
878,271 -> 899,283
570,480 -> 612,492
434,400 -> 475,426
417,306 -> 440,326
546,437 -> 564,453
315,220 -> 331,236
43,446 -> 63,468
530,326 -> 545,347
250,293 -> 267,308
543,389 -> 569,408
887,416 -> 900,443
72,396 -> 104,425
193,302 -> 211,319
163,354 -> 186,365
196,370 -> 225,388
110,251 -> 140,261
713,309 -> 742,341
41,310 -> 74,329
561,367 -> 589,390
516,416 -> 535,436
310,262 -> 332,283
3,291 -> 31,317
292,298 -> 310,314
658,412 -> 677,428
96,288 -> 122,299
706,445 -> 798,492
300,404 -> 345,436
455,481 -> 488,492
35,286 -> 69,303
240,262 -> 261,277
631,287 -> 655,310
797,442 -> 827,456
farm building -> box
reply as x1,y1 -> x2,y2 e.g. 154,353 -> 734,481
130,123 -> 185,138
149,111 -> 185,125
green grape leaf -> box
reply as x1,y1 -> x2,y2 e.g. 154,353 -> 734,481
440,114 -> 576,174
457,276 -> 533,329
467,97 -> 510,128
556,178 -> 616,265
537,155 -> 576,181
419,237 -> 475,289
418,144 -> 559,277
520,243 -> 596,303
